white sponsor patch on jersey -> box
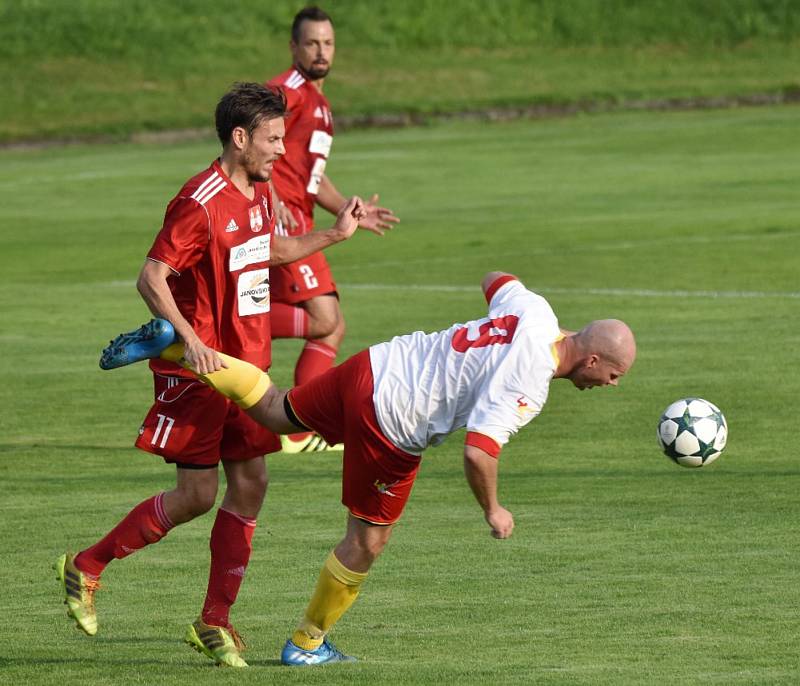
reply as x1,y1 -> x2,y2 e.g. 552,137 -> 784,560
237,269 -> 270,316
308,130 -> 333,157
306,158 -> 327,195
229,235 -> 270,272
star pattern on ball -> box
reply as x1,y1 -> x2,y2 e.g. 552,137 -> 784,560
674,406 -> 698,435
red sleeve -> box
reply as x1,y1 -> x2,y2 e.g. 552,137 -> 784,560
147,197 -> 209,274
484,274 -> 518,304
465,431 -> 501,459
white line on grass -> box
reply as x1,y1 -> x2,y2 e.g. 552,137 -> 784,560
342,283 -> 800,300
97,280 -> 800,299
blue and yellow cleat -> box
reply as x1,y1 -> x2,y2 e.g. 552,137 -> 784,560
100,318 -> 176,370
280,638 -> 356,666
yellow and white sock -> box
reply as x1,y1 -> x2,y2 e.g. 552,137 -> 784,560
159,343 -> 271,409
292,552 -> 367,651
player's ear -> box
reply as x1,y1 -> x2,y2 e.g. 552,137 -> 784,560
230,126 -> 248,151
586,354 -> 600,368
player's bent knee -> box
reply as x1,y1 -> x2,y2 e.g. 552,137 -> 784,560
229,470 -> 269,502
173,483 -> 218,519
307,311 -> 339,339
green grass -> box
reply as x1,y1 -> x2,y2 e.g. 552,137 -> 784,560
2,0 -> 800,141
1,105 -> 799,684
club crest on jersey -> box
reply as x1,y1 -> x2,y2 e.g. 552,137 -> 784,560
249,205 -> 263,233
516,396 -> 535,417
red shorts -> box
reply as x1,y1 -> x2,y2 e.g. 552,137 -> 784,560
271,208 -> 337,304
287,350 -> 421,525
135,373 -> 280,466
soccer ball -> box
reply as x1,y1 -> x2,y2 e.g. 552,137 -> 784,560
657,398 -> 728,468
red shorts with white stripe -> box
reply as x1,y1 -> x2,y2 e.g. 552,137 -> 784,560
135,373 -> 280,466
287,350 -> 421,525
271,207 -> 337,304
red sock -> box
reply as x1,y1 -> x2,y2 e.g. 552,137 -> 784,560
295,340 -> 337,386
74,492 -> 174,578
290,341 -> 338,441
201,508 -> 257,628
271,302 -> 308,338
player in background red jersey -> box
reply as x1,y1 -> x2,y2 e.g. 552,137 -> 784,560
55,83 -> 368,668
267,6 -> 400,452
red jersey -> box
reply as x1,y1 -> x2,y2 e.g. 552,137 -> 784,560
268,68 -> 334,230
147,160 -> 275,377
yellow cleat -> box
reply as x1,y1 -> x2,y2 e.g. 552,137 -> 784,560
54,553 -> 100,636
281,434 -> 343,454
184,618 -> 248,668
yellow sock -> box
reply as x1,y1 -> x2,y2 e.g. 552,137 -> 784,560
159,343 -> 271,409
291,552 -> 367,650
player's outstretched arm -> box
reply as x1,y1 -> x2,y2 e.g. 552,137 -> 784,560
481,271 -> 514,297
269,196 -> 366,266
317,175 -> 399,236
463,445 -> 514,539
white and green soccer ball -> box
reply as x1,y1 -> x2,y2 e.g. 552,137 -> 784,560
657,397 -> 728,468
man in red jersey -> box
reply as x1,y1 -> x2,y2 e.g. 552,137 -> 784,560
267,6 -> 400,453
55,82 -> 367,668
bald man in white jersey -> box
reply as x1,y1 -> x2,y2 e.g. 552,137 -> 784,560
100,271 -> 637,665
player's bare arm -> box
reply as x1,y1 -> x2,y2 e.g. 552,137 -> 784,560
317,174 -> 399,236
463,445 -> 514,539
136,259 -> 225,375
270,195 -> 366,265
269,180 -> 298,230
481,271 -> 513,296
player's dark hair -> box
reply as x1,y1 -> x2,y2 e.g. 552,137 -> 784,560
291,6 -> 333,43
215,82 -> 287,145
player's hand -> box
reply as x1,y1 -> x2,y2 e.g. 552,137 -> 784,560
275,200 -> 298,232
485,506 -> 514,539
331,196 -> 367,240
358,193 -> 399,236
183,338 -> 227,375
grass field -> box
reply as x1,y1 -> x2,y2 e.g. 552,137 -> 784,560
2,0 -> 800,141
1,105 -> 799,684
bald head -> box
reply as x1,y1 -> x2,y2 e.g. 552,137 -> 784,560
576,319 -> 637,370
556,319 -> 636,390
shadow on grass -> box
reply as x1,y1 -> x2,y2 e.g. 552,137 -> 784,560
0,655 -> 285,668
0,443 -> 133,454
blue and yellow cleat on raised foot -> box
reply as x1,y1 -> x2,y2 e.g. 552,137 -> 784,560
185,618 -> 248,668
100,318 -> 176,370
281,637 -> 356,666
54,553 -> 100,636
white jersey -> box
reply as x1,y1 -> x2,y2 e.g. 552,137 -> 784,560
369,277 -> 562,456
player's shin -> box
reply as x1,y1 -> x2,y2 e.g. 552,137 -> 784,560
160,343 -> 272,409
291,552 -> 367,650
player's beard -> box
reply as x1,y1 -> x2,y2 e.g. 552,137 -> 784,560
242,146 -> 271,183
300,61 -> 329,80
